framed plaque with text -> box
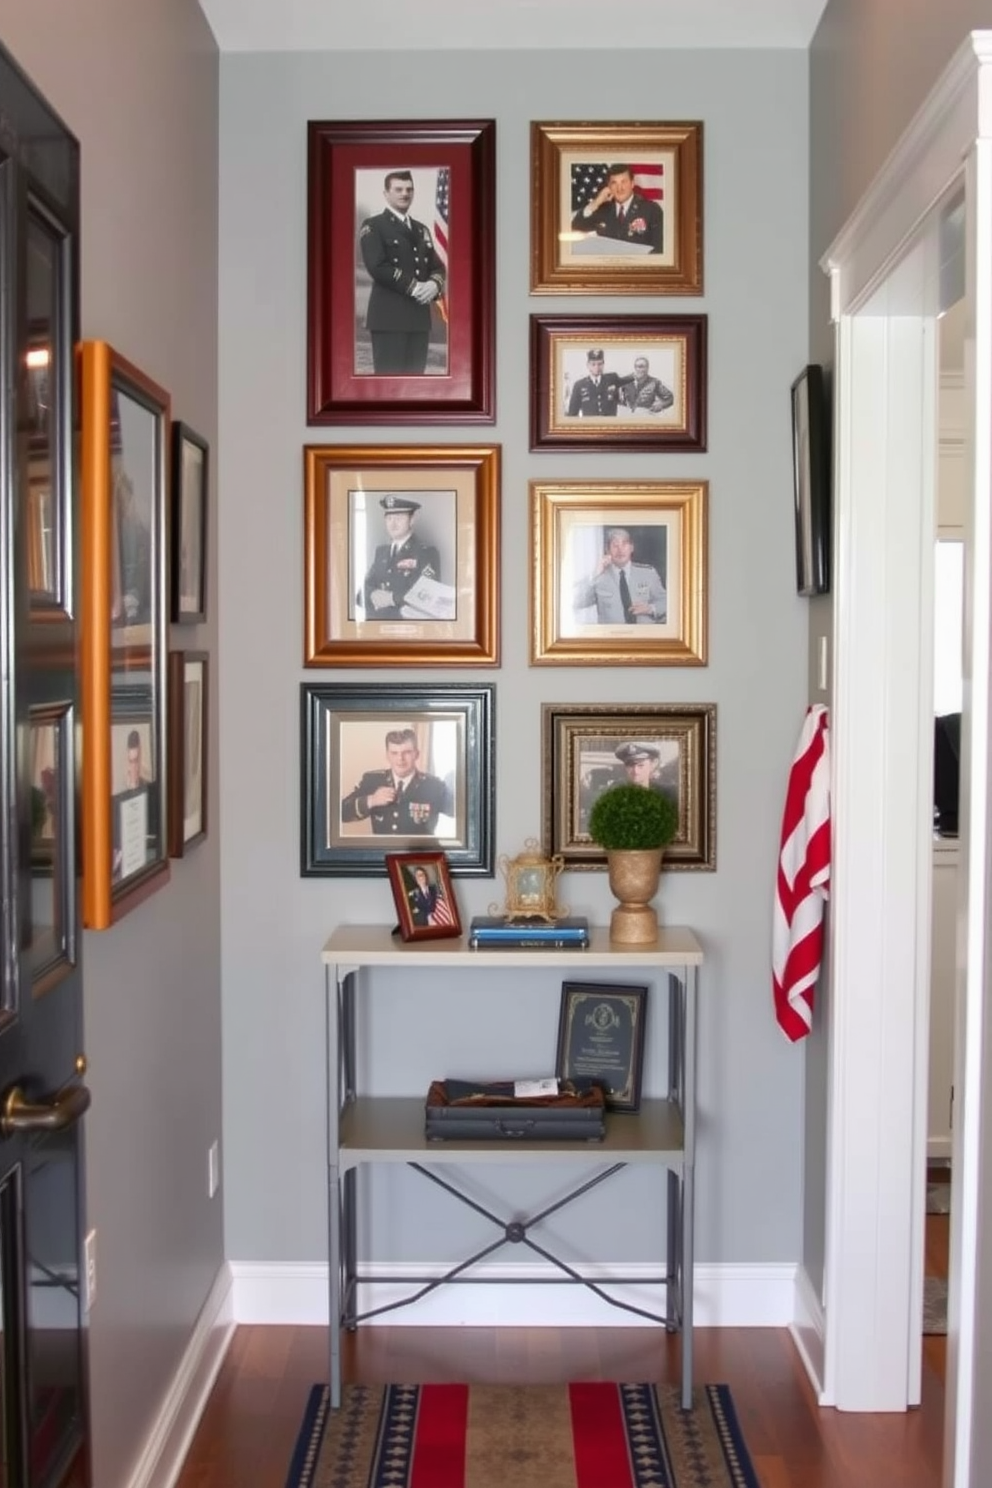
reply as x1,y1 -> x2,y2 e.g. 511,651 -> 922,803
555,981 -> 648,1112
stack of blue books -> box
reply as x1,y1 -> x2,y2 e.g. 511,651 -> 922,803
468,915 -> 590,949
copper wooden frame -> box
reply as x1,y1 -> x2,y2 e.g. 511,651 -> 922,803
167,650 -> 208,858
530,314 -> 707,454
530,480 -> 708,666
80,341 -> 170,928
304,443 -> 500,667
385,850 -> 462,942
307,119 -> 496,425
530,121 -> 703,296
542,701 -> 716,872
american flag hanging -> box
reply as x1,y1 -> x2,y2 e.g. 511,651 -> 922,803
428,889 -> 456,929
571,162 -> 665,214
433,167 -> 450,323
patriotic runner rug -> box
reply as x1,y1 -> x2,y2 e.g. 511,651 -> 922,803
285,1381 -> 762,1488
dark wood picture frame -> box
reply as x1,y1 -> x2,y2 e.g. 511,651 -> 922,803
301,681 -> 495,877
307,119 -> 496,425
167,650 -> 208,858
80,341 -> 171,928
791,363 -> 831,596
385,850 -> 462,941
542,701 -> 716,872
530,314 -> 707,453
555,981 -> 648,1112
170,420 -> 208,623
531,121 -> 703,297
304,442 -> 500,667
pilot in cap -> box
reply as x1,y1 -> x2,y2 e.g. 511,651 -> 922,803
615,741 -> 660,765
380,494 -> 421,513
587,348 -> 605,361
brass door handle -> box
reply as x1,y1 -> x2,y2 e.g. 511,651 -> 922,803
1,1080 -> 91,1138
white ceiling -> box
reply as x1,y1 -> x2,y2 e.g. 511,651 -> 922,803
196,0 -> 831,53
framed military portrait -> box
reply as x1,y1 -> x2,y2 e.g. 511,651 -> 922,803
542,702 -> 716,872
531,122 -> 703,296
530,315 -> 707,453
303,443 -> 500,666
300,682 -> 495,877
307,119 -> 496,425
530,480 -> 708,666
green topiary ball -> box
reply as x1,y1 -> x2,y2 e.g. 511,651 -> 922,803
588,783 -> 678,851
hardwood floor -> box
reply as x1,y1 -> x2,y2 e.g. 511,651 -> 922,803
174,1212 -> 951,1488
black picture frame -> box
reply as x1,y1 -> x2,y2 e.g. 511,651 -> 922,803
555,981 -> 648,1112
300,682 -> 495,876
170,420 -> 208,623
791,364 -> 831,596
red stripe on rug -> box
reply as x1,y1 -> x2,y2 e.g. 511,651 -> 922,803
410,1383 -> 469,1488
569,1382 -> 634,1488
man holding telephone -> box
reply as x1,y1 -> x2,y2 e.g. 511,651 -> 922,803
573,527 -> 667,625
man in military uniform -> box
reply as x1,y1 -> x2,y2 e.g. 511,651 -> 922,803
570,164 -> 664,255
359,170 -> 446,375
614,741 -> 679,806
573,527 -> 667,624
360,494 -> 441,620
567,349 -> 623,417
341,728 -> 454,836
620,357 -> 675,414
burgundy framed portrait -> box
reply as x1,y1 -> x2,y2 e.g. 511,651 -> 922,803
385,851 -> 462,942
307,119 -> 496,426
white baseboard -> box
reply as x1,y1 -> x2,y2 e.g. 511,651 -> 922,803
125,1262 -> 235,1488
229,1260 -> 797,1328
791,1264 -> 829,1404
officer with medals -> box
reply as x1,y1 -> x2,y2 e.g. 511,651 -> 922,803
567,348 -> 624,417
360,494 -> 441,620
570,163 -> 664,254
359,170 -> 446,375
341,728 -> 454,835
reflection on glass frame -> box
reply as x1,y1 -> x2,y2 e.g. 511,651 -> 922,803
531,121 -> 703,296
80,341 -> 170,928
26,703 -> 74,996
167,651 -> 208,858
530,314 -> 707,454
385,851 -> 462,942
300,682 -> 494,877
555,981 -> 648,1112
171,421 -> 208,623
542,701 -> 716,872
530,480 -> 707,666
304,443 -> 500,667
791,364 -> 831,596
307,119 -> 496,425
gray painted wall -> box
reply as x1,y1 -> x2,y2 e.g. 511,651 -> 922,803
803,0 -> 992,1309
219,48 -> 810,1276
0,7 -> 222,1486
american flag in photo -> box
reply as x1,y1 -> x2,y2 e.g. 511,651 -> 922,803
571,162 -> 665,213
433,167 -> 450,269
428,888 -> 456,928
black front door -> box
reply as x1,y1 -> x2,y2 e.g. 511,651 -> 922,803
0,42 -> 90,1488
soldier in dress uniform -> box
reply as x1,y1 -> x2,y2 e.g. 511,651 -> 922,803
573,527 -> 667,624
620,357 -> 675,414
359,170 -> 446,375
615,741 -> 679,805
567,349 -> 624,417
360,494 -> 441,620
341,728 -> 454,836
570,164 -> 664,254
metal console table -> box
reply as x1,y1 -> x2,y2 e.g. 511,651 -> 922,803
320,925 -> 703,1409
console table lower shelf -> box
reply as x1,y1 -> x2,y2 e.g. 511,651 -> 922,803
321,926 -> 701,1411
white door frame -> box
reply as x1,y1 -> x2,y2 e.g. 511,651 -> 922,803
820,29 -> 992,1483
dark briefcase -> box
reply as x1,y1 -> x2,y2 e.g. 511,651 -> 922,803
424,1078 -> 607,1143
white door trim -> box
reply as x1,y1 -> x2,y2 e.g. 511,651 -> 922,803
820,29 -> 992,1482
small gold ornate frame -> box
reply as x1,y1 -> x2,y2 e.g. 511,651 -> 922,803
492,839 -> 566,922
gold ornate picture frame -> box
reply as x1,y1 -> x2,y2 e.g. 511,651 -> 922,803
531,121 -> 703,296
530,480 -> 708,666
